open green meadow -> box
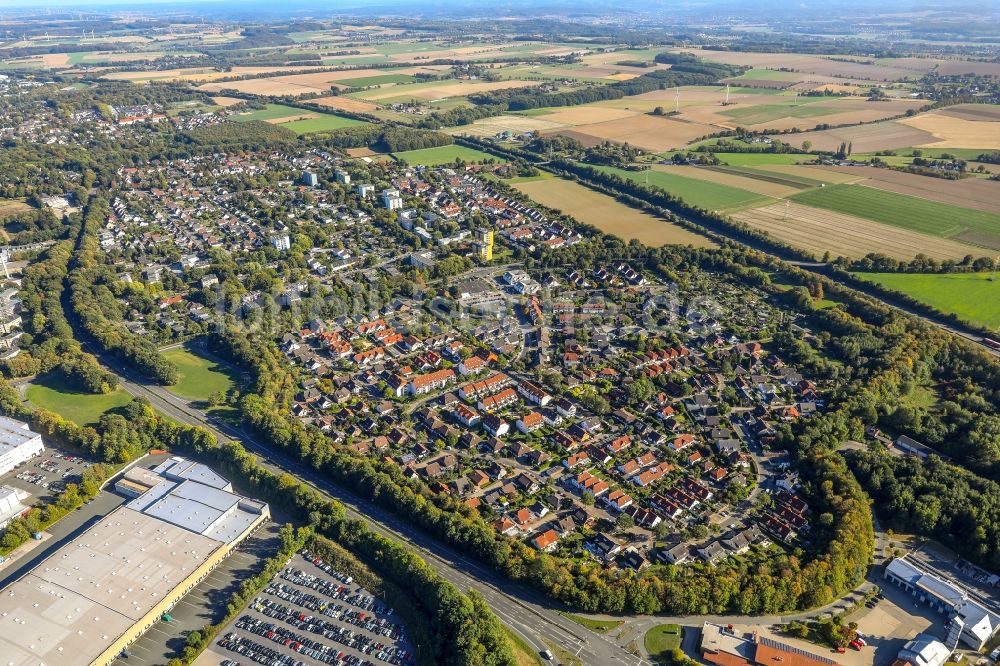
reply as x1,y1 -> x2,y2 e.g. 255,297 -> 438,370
233,104 -> 312,121
393,144 -> 502,165
233,103 -> 365,134
710,152 -> 812,166
162,346 -> 239,401
26,375 -> 132,426
592,164 -> 774,211
853,272 -> 1000,330
337,73 -> 416,87
281,114 -> 366,135
791,184 -> 1000,249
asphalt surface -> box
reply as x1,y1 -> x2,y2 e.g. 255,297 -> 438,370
85,342 -> 649,666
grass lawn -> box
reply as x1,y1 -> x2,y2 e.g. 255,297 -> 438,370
560,613 -> 624,633
162,346 -> 239,401
592,164 -> 774,211
644,624 -> 683,663
852,272 -> 1000,331
281,114 -> 367,135
792,184 -> 1000,249
26,375 -> 132,426
393,144 -> 503,165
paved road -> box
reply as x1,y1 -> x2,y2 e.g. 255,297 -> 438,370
84,342 -> 649,666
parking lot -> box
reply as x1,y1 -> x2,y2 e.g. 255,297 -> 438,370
201,550 -> 413,666
2,445 -> 95,503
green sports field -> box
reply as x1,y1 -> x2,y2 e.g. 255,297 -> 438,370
162,347 -> 239,401
592,164 -> 774,211
26,375 -> 132,426
791,184 -> 1000,249
393,145 -> 502,165
853,272 -> 1000,330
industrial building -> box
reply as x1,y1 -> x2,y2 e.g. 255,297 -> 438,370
0,457 -> 269,666
700,622 -> 840,666
893,633 -> 952,666
0,416 -> 44,477
884,556 -> 1000,650
0,484 -> 29,529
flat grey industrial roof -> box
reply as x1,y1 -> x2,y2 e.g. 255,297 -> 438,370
0,506 -> 222,666
153,458 -> 230,490
0,416 -> 40,454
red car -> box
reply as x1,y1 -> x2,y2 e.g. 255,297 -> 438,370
849,639 -> 864,651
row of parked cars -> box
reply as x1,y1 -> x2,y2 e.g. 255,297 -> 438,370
263,583 -> 403,642
232,615 -> 380,666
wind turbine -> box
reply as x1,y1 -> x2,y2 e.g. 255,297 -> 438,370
674,87 -> 680,114
725,83 -> 731,105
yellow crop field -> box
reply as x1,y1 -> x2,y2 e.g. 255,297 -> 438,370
514,177 -> 716,248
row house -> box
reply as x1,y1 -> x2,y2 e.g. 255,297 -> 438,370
517,380 -> 552,406
478,387 -> 518,412
634,463 -> 675,487
407,368 -> 456,396
571,470 -> 609,498
458,372 -> 512,401
516,411 -> 544,435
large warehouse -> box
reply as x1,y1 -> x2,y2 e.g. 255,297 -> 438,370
0,416 -> 44,477
0,456 -> 269,666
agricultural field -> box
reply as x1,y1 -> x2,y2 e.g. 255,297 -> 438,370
808,166 -> 1000,214
729,201 -> 984,260
25,375 -> 133,426
446,114 -> 566,137
652,165 -> 806,198
852,272 -> 1000,330
350,78 -> 543,103
514,176 -> 716,248
705,152 -> 812,166
196,66 -> 445,96
311,96 -> 380,113
162,346 -> 239,402
392,145 -> 501,165
768,120 -> 938,154
592,165 -> 775,211
899,106 -> 1000,149
232,103 -> 365,134
672,48 -> 933,81
544,114 -> 714,152
790,184 -> 1000,250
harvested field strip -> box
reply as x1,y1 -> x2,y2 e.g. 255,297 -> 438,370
790,184 -> 1000,250
851,272 -> 1000,331
592,165 -> 775,212
730,202 -> 984,260
514,177 -> 715,248
653,165 -> 804,198
704,166 -> 815,191
755,164 -> 866,184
